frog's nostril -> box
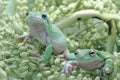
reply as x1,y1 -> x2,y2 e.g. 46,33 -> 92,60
26,12 -> 29,16
74,52 -> 78,55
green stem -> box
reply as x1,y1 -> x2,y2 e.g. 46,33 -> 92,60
56,10 -> 120,29
106,20 -> 116,54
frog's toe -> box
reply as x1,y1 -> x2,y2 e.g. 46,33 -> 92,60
38,55 -> 47,61
38,58 -> 45,62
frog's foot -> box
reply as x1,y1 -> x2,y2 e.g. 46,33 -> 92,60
61,61 -> 80,76
15,34 -> 33,44
61,61 -> 74,76
99,69 -> 110,80
99,58 -> 114,80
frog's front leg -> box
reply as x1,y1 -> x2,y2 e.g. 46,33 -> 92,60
39,44 -> 53,61
16,34 -> 33,44
61,61 -> 79,76
63,49 -> 76,60
39,37 -> 53,61
100,58 -> 114,80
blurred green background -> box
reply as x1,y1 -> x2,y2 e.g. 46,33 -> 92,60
0,0 -> 120,80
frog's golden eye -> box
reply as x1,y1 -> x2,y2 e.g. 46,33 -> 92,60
89,50 -> 95,56
42,14 -> 46,19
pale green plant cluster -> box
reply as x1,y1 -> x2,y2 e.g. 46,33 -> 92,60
0,0 -> 120,80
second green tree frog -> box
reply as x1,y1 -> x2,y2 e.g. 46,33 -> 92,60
61,49 -> 114,80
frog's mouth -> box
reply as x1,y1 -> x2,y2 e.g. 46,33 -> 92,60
29,16 -> 44,23
26,17 -> 45,27
79,60 -> 104,70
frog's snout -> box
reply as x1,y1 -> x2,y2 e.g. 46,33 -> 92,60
74,52 -> 78,55
26,12 -> 29,16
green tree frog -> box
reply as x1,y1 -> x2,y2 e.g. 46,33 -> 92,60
17,12 -> 76,61
61,49 -> 114,80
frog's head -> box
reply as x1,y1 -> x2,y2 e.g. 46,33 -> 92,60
26,12 -> 48,28
74,49 -> 111,70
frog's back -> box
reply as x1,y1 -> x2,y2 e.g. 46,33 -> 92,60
97,50 -> 113,59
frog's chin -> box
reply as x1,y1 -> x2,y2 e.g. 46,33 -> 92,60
27,16 -> 47,24
79,60 -> 104,70
29,18 -> 42,23
27,18 -> 45,27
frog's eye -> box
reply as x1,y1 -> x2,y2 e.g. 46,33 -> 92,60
89,50 -> 95,56
26,12 -> 29,16
42,14 -> 47,19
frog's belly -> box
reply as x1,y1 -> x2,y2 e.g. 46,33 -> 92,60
29,29 -> 47,45
35,32 -> 47,45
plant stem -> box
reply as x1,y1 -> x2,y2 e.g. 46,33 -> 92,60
106,20 -> 116,54
56,10 -> 120,29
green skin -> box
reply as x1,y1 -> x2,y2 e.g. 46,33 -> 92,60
12,10 -> 119,56
62,49 -> 114,80
4,0 -> 119,54
19,12 -> 76,61
17,10 -> 119,61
